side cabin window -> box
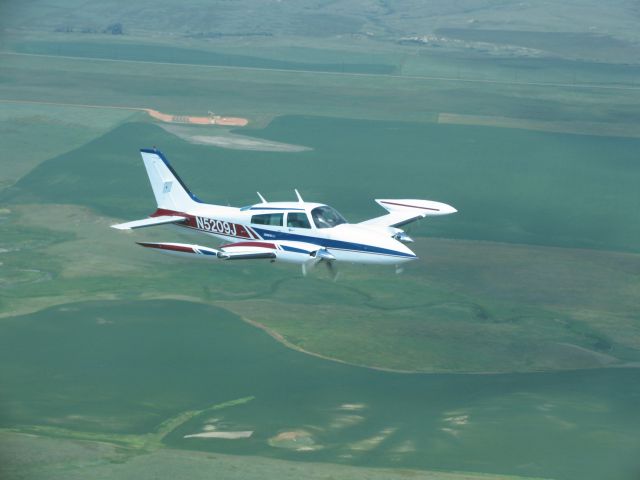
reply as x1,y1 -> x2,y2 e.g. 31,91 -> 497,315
286,212 -> 311,229
251,213 -> 283,226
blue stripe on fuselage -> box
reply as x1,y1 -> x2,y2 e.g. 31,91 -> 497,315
251,227 -> 415,258
280,245 -> 311,254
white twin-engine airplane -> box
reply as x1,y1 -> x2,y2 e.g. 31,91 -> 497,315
112,148 -> 457,277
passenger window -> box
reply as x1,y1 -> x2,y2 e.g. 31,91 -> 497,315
287,212 -> 311,229
251,213 -> 283,226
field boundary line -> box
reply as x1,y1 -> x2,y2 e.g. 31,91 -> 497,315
2,51 -> 640,91
0,99 -> 248,126
0,98 -> 143,111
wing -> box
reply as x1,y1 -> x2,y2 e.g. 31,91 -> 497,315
137,241 -> 277,260
111,215 -> 187,230
217,241 -> 278,260
359,199 -> 457,228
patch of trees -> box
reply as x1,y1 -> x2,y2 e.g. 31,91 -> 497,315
53,23 -> 124,35
185,31 -> 273,38
104,23 -> 124,35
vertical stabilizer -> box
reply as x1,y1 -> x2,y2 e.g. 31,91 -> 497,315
140,148 -> 201,211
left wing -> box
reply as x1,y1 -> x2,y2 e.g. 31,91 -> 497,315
136,240 -> 336,277
360,199 -> 457,228
137,241 -> 277,260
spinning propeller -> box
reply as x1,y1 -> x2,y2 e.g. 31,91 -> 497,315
302,248 -> 338,280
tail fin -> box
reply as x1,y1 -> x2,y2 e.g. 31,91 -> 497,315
140,148 -> 201,211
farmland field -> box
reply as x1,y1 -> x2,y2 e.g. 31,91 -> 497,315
1,1 -> 639,479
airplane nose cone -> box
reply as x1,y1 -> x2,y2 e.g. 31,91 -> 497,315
394,240 -> 418,263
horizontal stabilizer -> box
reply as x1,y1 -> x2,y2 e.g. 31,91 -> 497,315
111,215 -> 187,230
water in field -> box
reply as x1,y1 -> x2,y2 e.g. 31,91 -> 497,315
0,300 -> 638,480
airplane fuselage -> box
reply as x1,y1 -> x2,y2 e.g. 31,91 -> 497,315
151,201 -> 417,265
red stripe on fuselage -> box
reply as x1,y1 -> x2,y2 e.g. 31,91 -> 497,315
152,208 -> 198,228
246,226 -> 260,239
151,208 -> 253,239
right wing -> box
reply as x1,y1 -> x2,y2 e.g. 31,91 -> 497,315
111,215 -> 187,230
360,199 -> 457,228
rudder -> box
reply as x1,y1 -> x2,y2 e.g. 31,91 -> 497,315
140,148 -> 201,211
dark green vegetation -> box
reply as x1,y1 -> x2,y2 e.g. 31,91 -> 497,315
1,300 -> 639,480
435,28 -> 640,63
1,1 -> 640,479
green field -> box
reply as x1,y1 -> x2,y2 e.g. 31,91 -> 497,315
2,116 -> 640,375
1,300 -> 638,480
1,1 -> 640,479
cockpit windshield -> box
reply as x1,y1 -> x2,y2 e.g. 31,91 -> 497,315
311,206 -> 347,229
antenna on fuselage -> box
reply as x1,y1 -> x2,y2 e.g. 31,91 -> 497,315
294,189 -> 304,203
257,192 -> 267,203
